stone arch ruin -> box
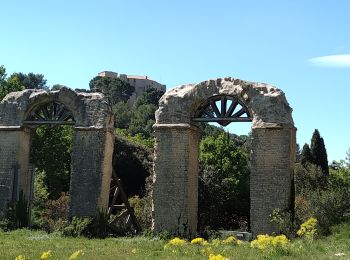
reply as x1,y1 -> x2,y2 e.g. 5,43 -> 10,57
152,77 -> 296,235
0,88 -> 114,218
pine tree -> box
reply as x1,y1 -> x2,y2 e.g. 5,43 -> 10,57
300,143 -> 313,165
310,129 -> 329,176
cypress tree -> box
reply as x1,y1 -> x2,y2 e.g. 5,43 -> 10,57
310,129 -> 329,175
300,143 -> 313,165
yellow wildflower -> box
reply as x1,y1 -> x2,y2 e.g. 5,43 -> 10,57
200,246 -> 214,256
251,234 -> 289,250
297,217 -> 317,239
15,256 -> 25,260
191,237 -> 207,245
69,250 -> 84,260
164,237 -> 186,249
251,234 -> 272,250
208,253 -> 229,260
222,236 -> 238,245
167,237 -> 186,246
40,250 -> 52,259
272,235 -> 289,248
211,239 -> 220,247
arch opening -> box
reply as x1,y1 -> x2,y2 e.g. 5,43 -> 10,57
192,95 -> 252,233
192,95 -> 252,126
152,78 -> 296,236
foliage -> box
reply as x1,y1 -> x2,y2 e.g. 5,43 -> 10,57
270,209 -> 295,238
310,129 -> 329,175
190,237 -> 208,245
89,76 -> 134,104
62,211 -> 109,239
40,193 -> 69,232
69,250 -> 84,259
0,190 -> 29,231
128,104 -> 157,138
294,162 -> 327,194
40,250 -> 52,259
62,217 -> 93,237
198,132 -> 250,231
297,217 -> 318,240
300,144 -> 312,165
8,72 -> 48,90
113,133 -> 152,196
129,194 -> 152,231
30,125 -> 73,199
250,234 -> 289,251
113,102 -> 133,128
294,152 -> 350,235
134,87 -> 164,107
0,65 -> 25,100
3,220 -> 350,259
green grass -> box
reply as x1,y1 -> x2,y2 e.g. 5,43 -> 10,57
1,221 -> 350,260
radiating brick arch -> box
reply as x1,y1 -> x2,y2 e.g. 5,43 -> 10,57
0,88 -> 114,218
152,77 -> 296,236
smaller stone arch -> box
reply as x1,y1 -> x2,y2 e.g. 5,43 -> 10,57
152,77 -> 296,236
0,88 -> 114,218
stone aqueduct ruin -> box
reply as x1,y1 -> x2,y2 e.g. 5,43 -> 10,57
0,77 -> 296,235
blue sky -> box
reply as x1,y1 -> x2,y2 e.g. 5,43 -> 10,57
1,1 -> 349,161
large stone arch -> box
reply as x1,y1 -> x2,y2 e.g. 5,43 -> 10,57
152,77 -> 296,235
0,88 -> 114,218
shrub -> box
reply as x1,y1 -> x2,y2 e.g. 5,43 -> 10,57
62,212 -> 109,238
128,195 -> 152,231
250,234 -> 289,250
297,217 -> 318,239
0,190 -> 29,231
40,193 -> 69,232
62,217 -> 92,237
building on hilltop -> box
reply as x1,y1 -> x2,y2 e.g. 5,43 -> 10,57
97,71 -> 166,103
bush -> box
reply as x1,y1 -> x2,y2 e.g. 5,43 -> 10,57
62,212 -> 109,238
129,195 -> 152,231
62,217 -> 92,237
40,193 -> 69,232
0,190 -> 29,231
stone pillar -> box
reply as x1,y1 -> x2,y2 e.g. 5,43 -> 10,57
69,128 -> 114,217
152,124 -> 200,236
250,126 -> 296,235
0,127 -> 31,216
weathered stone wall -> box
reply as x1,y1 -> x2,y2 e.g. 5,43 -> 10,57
0,88 -> 114,218
69,129 -> 114,217
250,126 -> 296,234
152,77 -> 296,236
0,128 -> 32,216
152,124 -> 200,235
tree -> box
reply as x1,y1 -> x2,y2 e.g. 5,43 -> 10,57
51,84 -> 68,91
89,76 -> 134,104
134,88 -> 164,107
0,66 -> 25,100
310,129 -> 329,176
198,132 -> 250,230
113,101 -> 133,129
300,144 -> 313,165
30,125 -> 73,199
128,104 -> 157,138
8,72 -> 48,90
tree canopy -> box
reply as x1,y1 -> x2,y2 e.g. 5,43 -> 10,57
89,76 -> 134,104
310,129 -> 329,175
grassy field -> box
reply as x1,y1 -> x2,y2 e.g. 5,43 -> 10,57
1,221 -> 350,260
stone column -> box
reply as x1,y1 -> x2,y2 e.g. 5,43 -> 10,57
250,126 -> 296,235
152,124 -> 200,236
0,127 -> 31,216
69,127 -> 114,217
